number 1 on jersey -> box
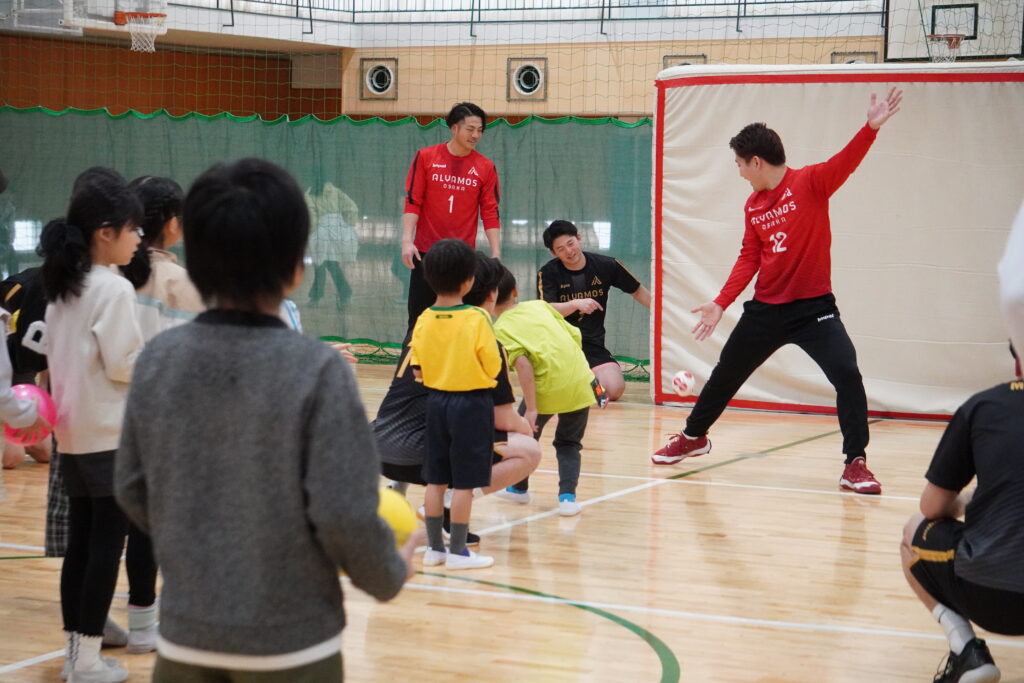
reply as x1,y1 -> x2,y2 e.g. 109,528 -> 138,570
448,194 -> 454,214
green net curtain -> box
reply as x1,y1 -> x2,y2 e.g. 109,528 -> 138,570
0,107 -> 652,372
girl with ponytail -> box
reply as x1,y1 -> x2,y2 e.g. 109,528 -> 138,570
110,176 -> 203,657
39,166 -> 144,683
122,176 -> 203,338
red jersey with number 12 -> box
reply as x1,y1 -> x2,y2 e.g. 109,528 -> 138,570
404,143 -> 500,252
714,124 -> 878,310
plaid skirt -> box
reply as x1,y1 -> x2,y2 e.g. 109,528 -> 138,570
45,449 -> 69,557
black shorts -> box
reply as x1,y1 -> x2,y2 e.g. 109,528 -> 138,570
582,340 -> 616,369
423,389 -> 494,490
382,449 -> 504,487
910,518 -> 1024,635
60,450 -> 117,498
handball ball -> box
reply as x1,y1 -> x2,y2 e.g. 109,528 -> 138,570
672,370 -> 695,397
4,384 -> 56,446
377,487 -> 419,547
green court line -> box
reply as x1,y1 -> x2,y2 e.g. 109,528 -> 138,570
0,555 -> 47,560
421,572 -> 681,683
666,454 -> 754,480
667,419 -> 883,480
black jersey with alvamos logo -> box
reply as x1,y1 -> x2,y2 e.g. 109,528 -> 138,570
537,252 -> 641,349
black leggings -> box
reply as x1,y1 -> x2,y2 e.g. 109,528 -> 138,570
685,294 -> 869,459
127,523 -> 158,607
60,496 -> 129,636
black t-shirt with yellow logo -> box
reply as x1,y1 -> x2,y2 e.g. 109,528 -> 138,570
537,251 -> 641,351
925,379 -> 1024,594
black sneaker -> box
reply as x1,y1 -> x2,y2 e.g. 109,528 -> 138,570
934,639 -> 1001,683
441,508 -> 480,546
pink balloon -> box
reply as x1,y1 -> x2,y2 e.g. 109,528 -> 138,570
4,383 -> 56,446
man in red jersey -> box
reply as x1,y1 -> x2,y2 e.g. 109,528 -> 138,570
401,102 -> 501,334
652,88 -> 903,496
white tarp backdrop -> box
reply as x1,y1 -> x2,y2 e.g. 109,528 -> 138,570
652,62 -> 1024,417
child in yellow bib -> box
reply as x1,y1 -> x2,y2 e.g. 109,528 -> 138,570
409,239 -> 501,569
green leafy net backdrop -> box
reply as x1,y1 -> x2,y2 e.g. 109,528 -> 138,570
0,106 -> 653,377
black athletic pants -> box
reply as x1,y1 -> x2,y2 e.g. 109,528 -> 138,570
308,260 -> 352,308
405,252 -> 435,340
514,406 -> 590,496
685,293 -> 869,459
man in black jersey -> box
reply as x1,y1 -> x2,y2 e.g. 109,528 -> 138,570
900,344 -> 1024,683
537,220 -> 651,401
373,254 -> 539,545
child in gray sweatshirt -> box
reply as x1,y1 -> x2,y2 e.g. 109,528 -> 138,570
116,158 -> 419,682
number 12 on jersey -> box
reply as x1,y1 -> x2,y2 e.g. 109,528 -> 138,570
769,231 -> 788,253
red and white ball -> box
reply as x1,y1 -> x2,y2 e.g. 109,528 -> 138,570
671,370 -> 695,397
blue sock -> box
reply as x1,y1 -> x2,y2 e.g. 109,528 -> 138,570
558,493 -> 575,503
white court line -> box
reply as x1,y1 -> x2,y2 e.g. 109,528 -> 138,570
533,468 -> 921,502
472,478 -> 670,536
0,542 -> 46,552
0,649 -> 63,674
402,582 -> 1024,649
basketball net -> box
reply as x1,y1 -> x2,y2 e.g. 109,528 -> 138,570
114,11 -> 166,53
926,34 -> 965,62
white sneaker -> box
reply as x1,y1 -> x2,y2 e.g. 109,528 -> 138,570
422,548 -> 447,566
63,657 -> 122,682
495,487 -> 532,504
558,497 -> 582,517
126,627 -> 157,654
101,618 -> 127,648
445,549 -> 494,570
126,602 -> 159,653
69,658 -> 129,683
443,488 -> 453,508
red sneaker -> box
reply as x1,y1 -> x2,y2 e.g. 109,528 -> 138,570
651,433 -> 711,465
839,457 -> 882,495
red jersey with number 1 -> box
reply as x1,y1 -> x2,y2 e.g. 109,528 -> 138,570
714,124 -> 878,310
404,143 -> 500,253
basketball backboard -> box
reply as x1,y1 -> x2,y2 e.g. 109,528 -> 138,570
885,0 -> 1024,59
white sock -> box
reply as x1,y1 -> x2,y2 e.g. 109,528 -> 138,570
64,630 -> 77,661
681,431 -> 699,440
128,602 -> 158,631
75,634 -> 103,671
933,603 -> 975,655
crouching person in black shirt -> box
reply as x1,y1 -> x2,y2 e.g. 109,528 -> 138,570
900,343 -> 1024,683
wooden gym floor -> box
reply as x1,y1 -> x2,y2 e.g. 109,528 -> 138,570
1,364 -> 1022,682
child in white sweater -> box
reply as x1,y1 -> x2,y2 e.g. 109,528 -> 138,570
40,166 -> 145,683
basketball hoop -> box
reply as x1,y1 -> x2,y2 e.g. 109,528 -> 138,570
113,10 -> 166,53
925,33 -> 965,63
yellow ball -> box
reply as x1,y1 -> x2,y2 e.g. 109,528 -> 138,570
377,487 -> 419,547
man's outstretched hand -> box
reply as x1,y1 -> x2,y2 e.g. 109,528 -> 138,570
867,87 -> 903,130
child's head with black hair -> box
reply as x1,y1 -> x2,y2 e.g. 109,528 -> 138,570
423,238 -> 477,297
38,167 -> 143,303
183,158 -> 308,310
495,263 -> 517,307
121,176 -> 185,289
462,253 -> 503,309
